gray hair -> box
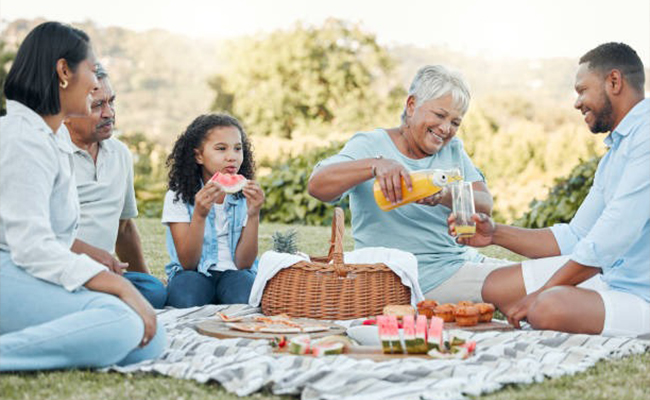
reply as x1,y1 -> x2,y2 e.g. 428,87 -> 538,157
401,65 -> 471,124
96,63 -> 108,80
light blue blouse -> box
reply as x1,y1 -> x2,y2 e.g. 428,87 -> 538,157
314,129 -> 486,292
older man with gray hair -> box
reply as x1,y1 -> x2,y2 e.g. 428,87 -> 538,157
64,65 -> 167,308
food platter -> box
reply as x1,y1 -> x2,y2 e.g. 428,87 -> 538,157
196,317 -> 346,340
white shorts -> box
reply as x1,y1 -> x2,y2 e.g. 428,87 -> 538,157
522,255 -> 650,338
424,256 -> 516,303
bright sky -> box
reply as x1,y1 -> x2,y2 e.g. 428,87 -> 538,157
1,0 -> 648,63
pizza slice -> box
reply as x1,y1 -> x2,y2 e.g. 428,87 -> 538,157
216,312 -> 245,322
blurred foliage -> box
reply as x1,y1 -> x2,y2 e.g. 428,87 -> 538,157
1,18 -> 225,141
1,19 -> 614,224
459,95 -> 604,222
515,155 -> 601,228
259,143 -> 351,225
210,18 -> 405,139
119,132 -> 168,218
0,41 -> 16,116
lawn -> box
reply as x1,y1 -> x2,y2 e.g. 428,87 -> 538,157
1,218 -> 648,400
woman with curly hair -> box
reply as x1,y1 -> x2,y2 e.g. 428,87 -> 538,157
162,114 -> 264,307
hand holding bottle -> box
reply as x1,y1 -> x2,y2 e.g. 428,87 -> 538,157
371,158 -> 413,205
373,168 -> 461,211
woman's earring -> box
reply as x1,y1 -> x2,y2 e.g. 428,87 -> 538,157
59,80 -> 68,89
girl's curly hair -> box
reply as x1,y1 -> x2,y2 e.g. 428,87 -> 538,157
167,113 -> 256,205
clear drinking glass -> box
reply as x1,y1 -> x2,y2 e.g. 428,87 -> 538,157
451,181 -> 476,238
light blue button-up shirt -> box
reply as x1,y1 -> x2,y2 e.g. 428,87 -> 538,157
551,98 -> 650,301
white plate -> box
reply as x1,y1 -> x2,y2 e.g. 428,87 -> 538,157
346,325 -> 404,347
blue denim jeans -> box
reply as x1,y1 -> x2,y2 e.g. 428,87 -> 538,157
0,255 -> 166,371
166,268 -> 256,308
124,272 -> 167,309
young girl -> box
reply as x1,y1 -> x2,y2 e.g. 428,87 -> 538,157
163,114 -> 264,308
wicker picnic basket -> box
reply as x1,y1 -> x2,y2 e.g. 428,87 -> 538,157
261,207 -> 411,319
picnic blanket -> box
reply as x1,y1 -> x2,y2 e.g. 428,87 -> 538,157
107,304 -> 650,400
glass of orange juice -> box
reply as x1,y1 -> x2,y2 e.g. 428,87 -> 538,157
451,181 -> 476,238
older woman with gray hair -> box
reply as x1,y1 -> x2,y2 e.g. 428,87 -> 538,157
309,65 -> 510,303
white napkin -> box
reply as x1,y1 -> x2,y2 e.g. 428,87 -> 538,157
248,247 -> 424,307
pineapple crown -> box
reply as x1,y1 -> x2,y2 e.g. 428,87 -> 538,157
272,229 -> 298,254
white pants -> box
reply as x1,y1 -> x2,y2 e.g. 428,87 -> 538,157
522,255 -> 650,338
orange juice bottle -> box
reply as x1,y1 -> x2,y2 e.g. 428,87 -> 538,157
373,169 -> 462,211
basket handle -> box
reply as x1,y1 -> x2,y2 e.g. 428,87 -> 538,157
326,207 -> 345,265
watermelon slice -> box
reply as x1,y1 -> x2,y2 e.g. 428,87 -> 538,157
402,315 -> 417,354
288,335 -> 311,355
415,315 -> 428,354
427,316 -> 444,352
377,315 -> 392,354
387,316 -> 403,354
461,340 -> 477,354
210,172 -> 247,193
311,342 -> 344,356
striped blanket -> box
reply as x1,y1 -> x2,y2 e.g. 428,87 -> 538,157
107,304 -> 650,400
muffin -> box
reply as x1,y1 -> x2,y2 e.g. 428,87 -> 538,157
382,304 -> 415,321
417,300 -> 439,318
457,300 -> 474,307
476,303 -> 496,323
433,304 -> 456,323
454,305 -> 479,327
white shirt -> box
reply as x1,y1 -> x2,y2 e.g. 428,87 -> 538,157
62,126 -> 138,253
0,101 -> 107,291
162,190 -> 246,271
213,203 -> 237,271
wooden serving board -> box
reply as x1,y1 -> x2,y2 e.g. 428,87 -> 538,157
444,319 -> 513,331
274,345 -> 431,361
196,319 -> 346,340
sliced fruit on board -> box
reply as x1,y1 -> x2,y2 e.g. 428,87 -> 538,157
311,342 -> 345,356
427,316 -> 444,351
289,335 -> 311,355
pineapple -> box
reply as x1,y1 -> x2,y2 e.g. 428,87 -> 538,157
272,229 -> 298,254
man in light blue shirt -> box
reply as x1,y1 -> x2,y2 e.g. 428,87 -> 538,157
458,43 -> 649,337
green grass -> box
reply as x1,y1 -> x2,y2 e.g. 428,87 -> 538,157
1,218 -> 648,400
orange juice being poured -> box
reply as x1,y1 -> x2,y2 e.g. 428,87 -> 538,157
373,169 -> 462,211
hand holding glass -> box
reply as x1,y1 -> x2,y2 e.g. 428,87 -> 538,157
451,182 -> 476,238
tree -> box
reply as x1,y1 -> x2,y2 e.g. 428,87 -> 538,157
210,18 -> 404,139
0,41 -> 16,116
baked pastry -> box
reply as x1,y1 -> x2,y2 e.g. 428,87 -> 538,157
476,303 -> 496,323
417,300 -> 439,318
433,304 -> 455,322
457,300 -> 474,307
454,305 -> 479,327
382,304 -> 415,320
